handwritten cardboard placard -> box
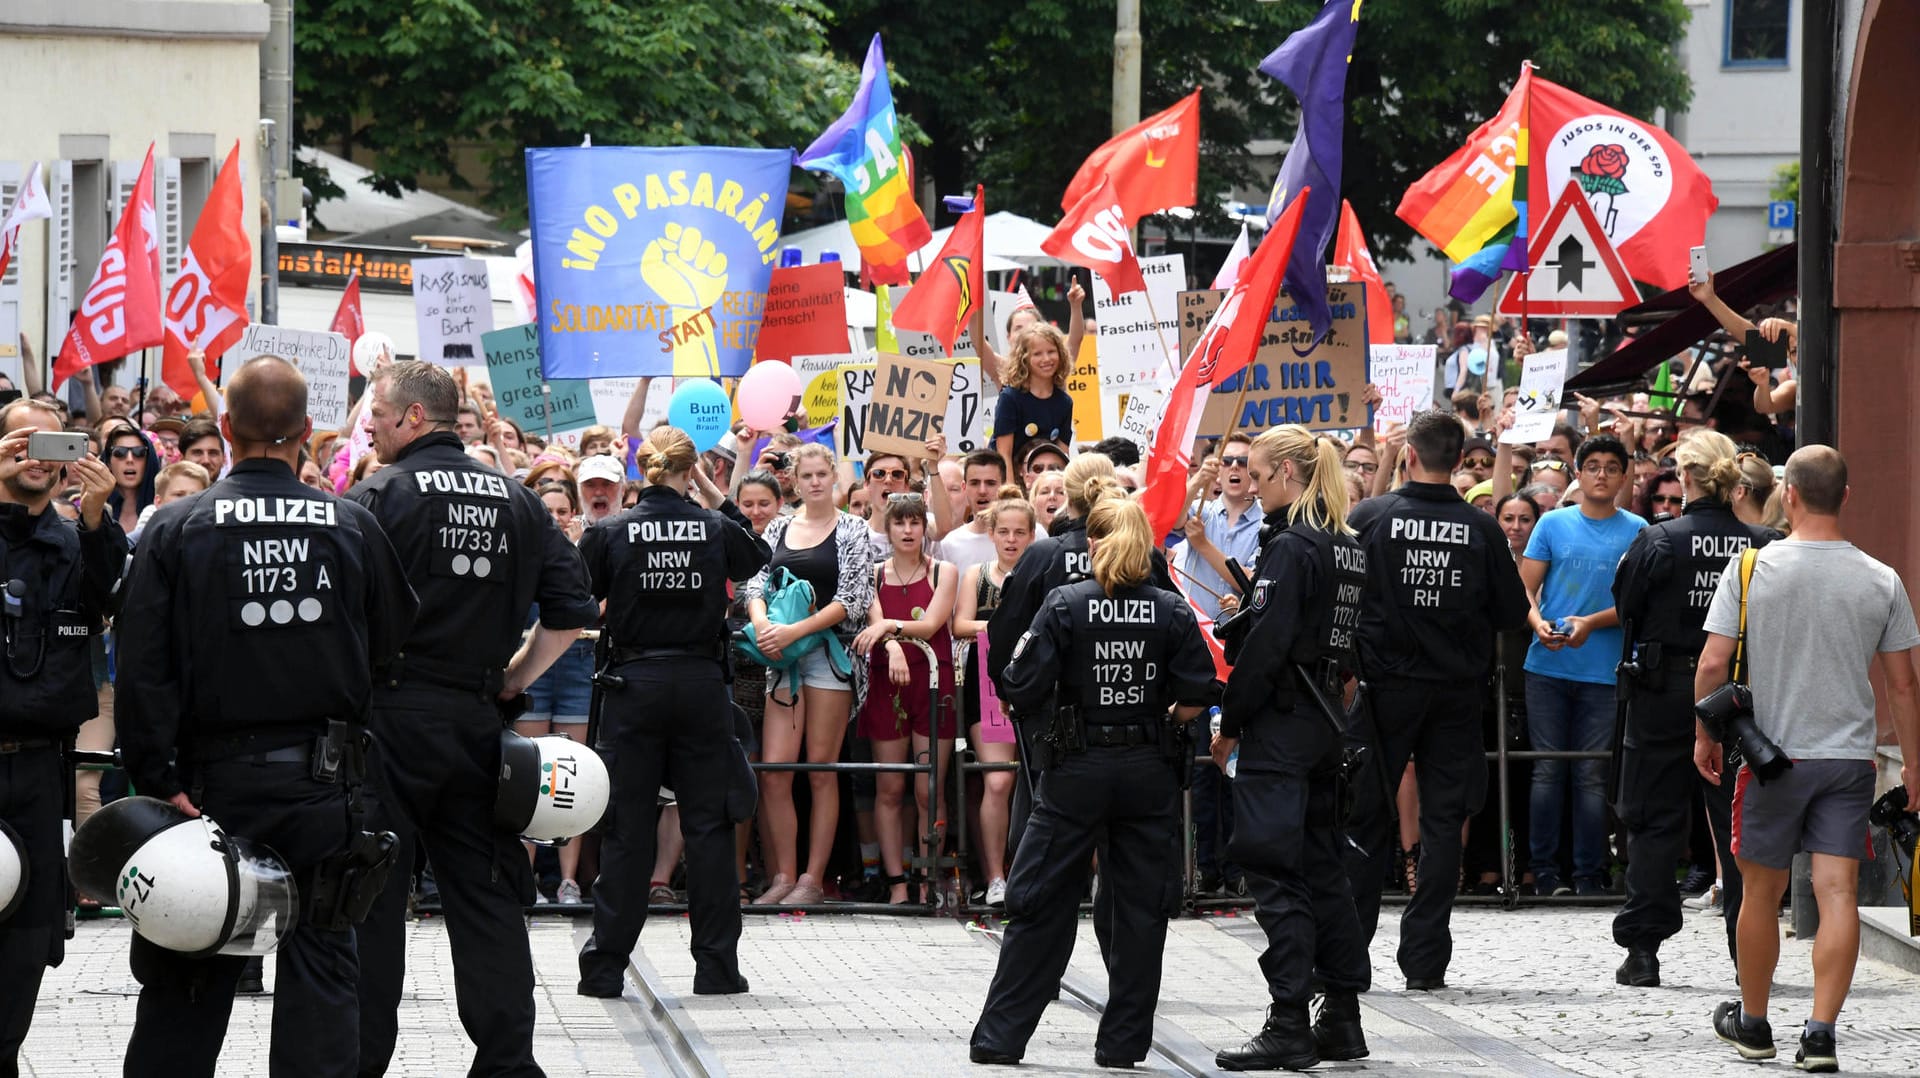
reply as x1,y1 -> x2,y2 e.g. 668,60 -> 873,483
839,356 -> 985,461
1369,344 -> 1438,432
412,256 -> 495,366
226,323 -> 351,430
755,263 -> 849,362
482,324 -> 597,437
792,353 -> 858,430
1501,347 -> 1568,445
1177,284 -> 1370,434
1064,334 -> 1102,442
1093,253 -> 1185,433
1114,384 -> 1166,452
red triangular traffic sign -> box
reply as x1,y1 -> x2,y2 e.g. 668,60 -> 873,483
1497,180 -> 1641,317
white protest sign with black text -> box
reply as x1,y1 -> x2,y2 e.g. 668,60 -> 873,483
226,324 -> 352,431
1369,344 -> 1438,432
1093,254 -> 1184,435
1501,347 -> 1569,445
412,256 -> 495,366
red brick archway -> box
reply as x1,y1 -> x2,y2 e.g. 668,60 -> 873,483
1835,0 -> 1920,581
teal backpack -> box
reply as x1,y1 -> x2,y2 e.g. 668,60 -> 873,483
735,567 -> 852,702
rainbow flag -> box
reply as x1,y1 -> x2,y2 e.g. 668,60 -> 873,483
799,35 -> 932,286
1400,65 -> 1534,282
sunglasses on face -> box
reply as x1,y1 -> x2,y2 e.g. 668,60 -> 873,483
1465,456 -> 1495,469
1531,459 -> 1568,473
1650,494 -> 1684,507
1219,455 -> 1249,468
868,467 -> 908,482
110,445 -> 148,460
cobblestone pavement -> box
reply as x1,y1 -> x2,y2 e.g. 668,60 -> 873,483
21,902 -> 1920,1076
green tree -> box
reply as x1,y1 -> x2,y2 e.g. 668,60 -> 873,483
828,0 -> 1692,261
1770,161 -> 1800,205
294,0 -> 858,226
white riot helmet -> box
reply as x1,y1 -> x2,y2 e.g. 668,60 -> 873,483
0,819 -> 26,922
68,796 -> 298,956
495,733 -> 611,842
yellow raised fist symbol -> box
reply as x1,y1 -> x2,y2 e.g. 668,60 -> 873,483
643,222 -> 731,376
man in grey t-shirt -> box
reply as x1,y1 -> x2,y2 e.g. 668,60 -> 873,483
1693,446 -> 1920,1072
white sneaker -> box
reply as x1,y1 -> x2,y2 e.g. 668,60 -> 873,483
986,878 -> 1008,908
1685,882 -> 1722,913
556,879 -> 584,905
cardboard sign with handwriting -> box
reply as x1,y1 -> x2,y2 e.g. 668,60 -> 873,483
227,323 -> 351,430
863,352 -> 954,459
1178,284 -> 1370,434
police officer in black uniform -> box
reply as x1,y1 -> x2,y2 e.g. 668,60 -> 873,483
1610,431 -> 1772,986
576,425 -> 769,998
0,399 -> 125,1077
1212,426 -> 1372,1073
986,454 -> 1172,958
116,356 -> 417,1078
348,361 -> 597,1077
1342,411 -> 1529,988
970,492 -> 1215,1068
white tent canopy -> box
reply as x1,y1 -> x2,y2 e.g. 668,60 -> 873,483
779,211 -> 1063,275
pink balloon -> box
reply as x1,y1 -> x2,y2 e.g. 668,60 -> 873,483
736,361 -> 803,430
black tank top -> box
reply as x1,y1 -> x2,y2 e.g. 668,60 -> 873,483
771,524 -> 839,606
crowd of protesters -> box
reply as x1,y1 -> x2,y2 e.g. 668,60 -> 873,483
8,263 -> 1811,917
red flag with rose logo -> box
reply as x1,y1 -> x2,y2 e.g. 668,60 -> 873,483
1525,77 -> 1716,291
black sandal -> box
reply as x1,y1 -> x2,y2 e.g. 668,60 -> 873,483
882,873 -> 912,905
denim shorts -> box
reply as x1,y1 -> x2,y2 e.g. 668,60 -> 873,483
768,646 -> 851,696
527,636 -> 597,723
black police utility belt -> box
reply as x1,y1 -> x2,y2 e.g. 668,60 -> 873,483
380,650 -> 505,697
1032,704 -> 1191,780
193,719 -> 398,932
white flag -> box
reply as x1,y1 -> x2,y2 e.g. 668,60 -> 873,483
0,162 -> 52,281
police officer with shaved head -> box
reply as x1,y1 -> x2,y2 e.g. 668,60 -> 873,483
349,361 -> 597,1078
1342,410 -> 1528,990
116,355 -> 417,1077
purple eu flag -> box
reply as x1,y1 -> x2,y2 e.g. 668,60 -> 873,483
1260,0 -> 1361,345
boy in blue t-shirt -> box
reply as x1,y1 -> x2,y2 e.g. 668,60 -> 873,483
1519,433 -> 1645,896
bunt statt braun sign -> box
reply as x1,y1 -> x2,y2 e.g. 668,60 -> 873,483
277,243 -> 421,294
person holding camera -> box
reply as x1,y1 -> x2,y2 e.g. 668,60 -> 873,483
1609,430 -> 1774,987
1694,446 -> 1920,1073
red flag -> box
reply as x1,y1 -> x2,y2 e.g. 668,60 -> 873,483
1137,190 -> 1309,539
55,146 -> 163,389
892,185 -> 985,357
332,271 -> 367,374
1061,90 -> 1201,224
1525,76 -> 1716,290
1334,200 -> 1393,346
160,142 -> 251,398
1041,175 -> 1148,296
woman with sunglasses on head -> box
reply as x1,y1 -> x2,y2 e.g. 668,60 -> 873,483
1608,429 -> 1775,988
745,442 -> 874,907
850,493 -> 958,905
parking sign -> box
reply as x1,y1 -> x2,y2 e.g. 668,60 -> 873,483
1768,200 -> 1797,230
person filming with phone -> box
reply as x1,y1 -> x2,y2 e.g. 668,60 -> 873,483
1694,445 -> 1920,1074
0,399 -> 124,1074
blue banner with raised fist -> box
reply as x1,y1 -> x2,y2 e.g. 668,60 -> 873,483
527,146 -> 792,378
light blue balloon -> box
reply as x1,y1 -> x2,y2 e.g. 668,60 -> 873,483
668,380 -> 732,453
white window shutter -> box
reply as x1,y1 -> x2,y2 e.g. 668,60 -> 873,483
43,159 -> 74,363
109,159 -> 141,229
0,163 -> 21,384
161,157 -> 184,291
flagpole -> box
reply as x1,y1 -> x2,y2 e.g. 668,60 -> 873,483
1216,367 -> 1255,445
1137,287 -> 1182,382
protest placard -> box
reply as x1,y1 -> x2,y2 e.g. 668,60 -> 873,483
1114,384 -> 1166,452
226,323 -> 351,430
863,352 -> 954,460
1501,347 -> 1569,445
1177,284 -> 1370,434
1369,344 -> 1438,432
1064,334 -> 1102,442
838,356 -> 986,460
792,353 -> 857,430
411,256 -> 495,366
755,263 -> 849,362
482,324 -> 597,438
1093,253 -> 1185,433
